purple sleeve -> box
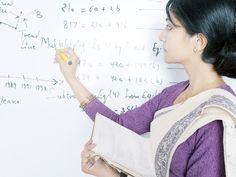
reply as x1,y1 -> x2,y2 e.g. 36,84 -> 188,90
84,94 -> 162,134
185,120 -> 225,177
84,81 -> 188,134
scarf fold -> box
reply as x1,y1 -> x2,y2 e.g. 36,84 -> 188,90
150,88 -> 236,177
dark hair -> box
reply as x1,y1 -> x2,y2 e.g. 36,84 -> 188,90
166,0 -> 236,78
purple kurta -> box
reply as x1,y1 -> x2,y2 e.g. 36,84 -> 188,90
84,81 -> 235,177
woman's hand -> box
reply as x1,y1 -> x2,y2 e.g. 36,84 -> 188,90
54,48 -> 80,82
81,140 -> 120,177
54,48 -> 94,103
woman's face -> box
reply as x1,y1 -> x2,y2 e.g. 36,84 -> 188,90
159,12 -> 196,64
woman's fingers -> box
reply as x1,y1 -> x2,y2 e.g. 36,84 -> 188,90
81,140 -> 96,168
54,48 -> 80,66
81,141 -> 108,176
61,48 -> 80,64
85,139 -> 92,146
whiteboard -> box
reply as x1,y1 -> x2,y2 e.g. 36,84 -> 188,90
0,0 -> 235,177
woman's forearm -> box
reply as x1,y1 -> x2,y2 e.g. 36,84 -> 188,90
55,48 -> 95,106
66,77 -> 95,105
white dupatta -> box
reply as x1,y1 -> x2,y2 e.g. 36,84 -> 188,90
150,88 -> 236,177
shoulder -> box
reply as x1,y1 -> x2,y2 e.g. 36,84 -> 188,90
162,80 -> 189,93
151,80 -> 189,108
220,83 -> 236,96
154,80 -> 189,99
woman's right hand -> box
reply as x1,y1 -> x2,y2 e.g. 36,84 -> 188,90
54,48 -> 80,82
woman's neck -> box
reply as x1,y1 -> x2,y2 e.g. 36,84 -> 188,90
183,61 -> 225,95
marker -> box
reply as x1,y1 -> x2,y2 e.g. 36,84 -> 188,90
55,48 -> 72,65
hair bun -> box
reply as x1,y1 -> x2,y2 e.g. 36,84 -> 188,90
214,38 -> 236,78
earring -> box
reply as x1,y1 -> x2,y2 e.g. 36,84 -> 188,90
193,47 -> 197,52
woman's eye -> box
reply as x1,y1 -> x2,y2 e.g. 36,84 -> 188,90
165,24 -> 173,30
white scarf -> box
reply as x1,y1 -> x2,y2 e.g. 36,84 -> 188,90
150,88 -> 236,177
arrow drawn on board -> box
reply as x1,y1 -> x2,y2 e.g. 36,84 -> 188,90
0,11 -> 23,30
0,75 -> 59,85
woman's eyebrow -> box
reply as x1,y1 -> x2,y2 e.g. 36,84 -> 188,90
166,17 -> 181,27
165,18 -> 173,23
166,18 -> 174,26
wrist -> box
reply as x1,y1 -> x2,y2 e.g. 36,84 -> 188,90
79,94 -> 96,109
65,75 -> 79,84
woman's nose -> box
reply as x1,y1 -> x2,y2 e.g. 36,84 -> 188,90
158,30 -> 166,42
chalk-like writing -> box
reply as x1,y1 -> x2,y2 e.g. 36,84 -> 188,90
0,95 -> 20,106
110,75 -> 163,85
57,90 -> 75,100
95,88 -> 160,104
0,0 -> 14,6
5,81 -> 17,89
63,20 -> 127,30
0,10 -> 43,31
61,2 -> 75,13
110,61 -> 160,70
0,0 -> 13,14
61,3 -> 121,14
20,30 -> 40,39
0,75 -> 58,85
142,90 -> 159,99
88,4 -> 120,13
97,89 -> 120,103
125,88 -> 140,99
21,83 -> 32,90
0,0 -> 179,113
152,42 -> 161,56
21,39 -> 37,50
119,105 -> 138,114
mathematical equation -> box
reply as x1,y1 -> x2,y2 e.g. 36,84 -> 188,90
63,20 -> 127,30
96,88 -> 159,103
0,72 -> 161,108
61,2 -> 121,14
38,37 -> 161,59
0,0 -> 167,114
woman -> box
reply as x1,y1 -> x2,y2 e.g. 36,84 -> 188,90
55,0 -> 236,176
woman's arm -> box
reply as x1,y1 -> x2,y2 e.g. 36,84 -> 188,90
84,95 -> 162,134
55,48 -> 164,134
55,48 -> 94,105
84,82 -> 183,134
55,48 -> 178,134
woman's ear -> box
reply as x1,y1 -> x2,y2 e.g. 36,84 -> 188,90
195,33 -> 208,53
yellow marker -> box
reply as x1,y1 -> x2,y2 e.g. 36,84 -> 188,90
55,48 -> 72,65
